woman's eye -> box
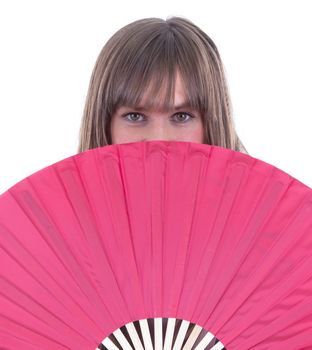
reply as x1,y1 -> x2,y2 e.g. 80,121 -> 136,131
123,112 -> 145,122
173,112 -> 194,123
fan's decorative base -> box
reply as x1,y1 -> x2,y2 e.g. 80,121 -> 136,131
97,318 -> 226,350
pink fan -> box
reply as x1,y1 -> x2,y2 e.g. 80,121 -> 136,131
0,140 -> 312,350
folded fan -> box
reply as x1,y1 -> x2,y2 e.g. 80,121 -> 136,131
0,140 -> 312,350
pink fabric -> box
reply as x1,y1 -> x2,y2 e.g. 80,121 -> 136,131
0,140 -> 311,349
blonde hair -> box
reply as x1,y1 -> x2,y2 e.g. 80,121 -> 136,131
77,16 -> 248,154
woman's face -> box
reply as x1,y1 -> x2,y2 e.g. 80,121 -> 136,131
110,73 -> 204,144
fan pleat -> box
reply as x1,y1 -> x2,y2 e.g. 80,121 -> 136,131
164,145 -> 209,318
233,285 -> 312,349
68,150 -> 140,323
0,324 -> 68,350
151,146 -> 167,318
196,165 -> 289,326
238,313 -> 312,350
0,274 -> 94,343
0,198 -> 102,347
43,159 -> 125,335
210,200 -> 312,347
175,147 -> 230,321
211,195 -> 312,331
222,254 -> 312,346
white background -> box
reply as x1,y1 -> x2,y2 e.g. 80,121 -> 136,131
0,0 -> 311,194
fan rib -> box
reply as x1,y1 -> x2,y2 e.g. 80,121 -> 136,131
139,318 -> 154,350
163,318 -> 176,350
181,324 -> 202,350
126,322 -> 145,350
194,331 -> 215,350
102,336 -> 121,350
113,328 -> 134,350
210,342 -> 225,350
172,320 -> 190,350
154,318 -> 163,350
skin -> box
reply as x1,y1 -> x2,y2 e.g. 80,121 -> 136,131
110,73 -> 204,144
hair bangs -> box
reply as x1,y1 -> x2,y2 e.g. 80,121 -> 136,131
111,28 -> 181,113
114,71 -> 178,113
173,32 -> 211,117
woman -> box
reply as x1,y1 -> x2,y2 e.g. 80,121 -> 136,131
77,16 -> 247,347
77,16 -> 248,155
